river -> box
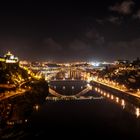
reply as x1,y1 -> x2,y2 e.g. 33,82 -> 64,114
1,71 -> 140,139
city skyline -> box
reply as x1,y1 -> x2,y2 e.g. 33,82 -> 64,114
0,1 -> 140,61
0,2 -> 140,136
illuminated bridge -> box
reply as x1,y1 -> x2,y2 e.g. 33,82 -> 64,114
38,67 -> 96,100
47,79 -> 100,100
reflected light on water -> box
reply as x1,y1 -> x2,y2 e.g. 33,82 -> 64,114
121,99 -> 125,109
25,119 -> 28,123
136,108 -> 140,118
111,95 -> 114,100
95,87 -> 140,119
116,97 -> 119,103
34,105 -> 39,111
95,88 -> 97,91
107,94 -> 110,98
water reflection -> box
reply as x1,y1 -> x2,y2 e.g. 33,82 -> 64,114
50,80 -> 87,96
116,97 -> 119,103
0,102 -> 31,128
111,95 -> 114,100
121,99 -> 125,109
107,94 -> 110,98
62,86 -> 66,90
136,108 -> 140,118
94,87 -> 140,118
0,99 -> 41,130
34,104 -> 40,111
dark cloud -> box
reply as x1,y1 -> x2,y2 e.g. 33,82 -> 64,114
69,40 -> 91,51
67,29 -> 106,60
96,19 -> 104,25
0,37 -> 32,58
0,37 -> 63,61
96,1 -> 138,26
85,28 -> 100,40
0,1 -> 140,62
43,38 -> 62,52
133,10 -> 140,19
107,16 -> 123,24
109,0 -> 135,15
96,16 -> 123,25
107,38 -> 140,60
0,33 -> 139,62
68,40 -> 93,60
85,28 -> 105,44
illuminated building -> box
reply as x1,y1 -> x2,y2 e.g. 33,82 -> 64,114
4,51 -> 19,63
0,51 -> 19,64
0,56 -> 5,62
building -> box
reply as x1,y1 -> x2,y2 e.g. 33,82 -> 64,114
0,51 -> 19,64
0,56 -> 5,62
114,60 -> 130,65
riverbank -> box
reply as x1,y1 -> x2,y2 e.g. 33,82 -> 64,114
91,80 -> 140,106
0,79 -> 49,130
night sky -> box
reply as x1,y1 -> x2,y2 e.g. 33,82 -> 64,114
0,0 -> 140,62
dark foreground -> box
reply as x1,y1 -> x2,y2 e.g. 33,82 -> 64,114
1,83 -> 140,139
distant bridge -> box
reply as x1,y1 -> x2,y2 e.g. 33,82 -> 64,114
48,85 -> 92,99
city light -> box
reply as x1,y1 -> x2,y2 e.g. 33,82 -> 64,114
1,1 -> 140,138
136,108 -> 140,118
116,97 -> 119,103
111,95 -> 114,100
34,105 -> 39,111
121,99 -> 125,109
91,62 -> 100,67
63,86 -> 66,90
107,94 -> 110,98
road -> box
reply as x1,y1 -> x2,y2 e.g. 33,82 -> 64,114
92,79 -> 140,99
0,88 -> 27,101
0,81 -> 30,101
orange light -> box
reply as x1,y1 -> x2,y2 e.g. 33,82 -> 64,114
136,108 -> 140,118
